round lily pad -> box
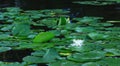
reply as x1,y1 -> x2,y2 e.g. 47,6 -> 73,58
67,51 -> 105,62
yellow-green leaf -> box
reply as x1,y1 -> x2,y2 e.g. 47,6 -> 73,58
33,32 -> 55,43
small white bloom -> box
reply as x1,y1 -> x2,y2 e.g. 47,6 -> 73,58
70,39 -> 84,47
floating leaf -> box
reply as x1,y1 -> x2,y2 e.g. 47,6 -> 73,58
0,41 -> 19,47
48,61 -> 81,66
38,18 -> 58,28
0,34 -> 10,40
12,22 -> 31,36
0,62 -> 25,66
31,50 -> 45,56
43,48 -> 59,62
75,27 -> 95,33
0,47 -> 11,52
33,32 -> 55,43
82,62 -> 100,66
104,49 -> 120,56
0,13 -> 4,20
73,1 -> 116,5
23,56 -> 44,63
97,57 -> 120,66
69,43 -> 102,52
1,25 -> 13,31
23,49 -> 59,63
67,51 -> 105,62
88,32 -> 109,40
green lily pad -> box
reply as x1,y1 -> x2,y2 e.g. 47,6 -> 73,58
23,56 -> 44,63
82,62 -> 100,66
0,41 -> 19,47
67,51 -> 105,62
69,43 -> 102,52
73,1 -> 116,5
1,25 -> 13,31
104,49 -> 120,56
75,27 -> 95,33
0,47 -> 11,52
31,50 -> 45,56
12,22 -> 31,36
43,48 -> 60,62
97,57 -> 120,66
23,48 -> 59,63
48,61 -> 81,66
88,32 -> 109,40
33,32 -> 55,43
0,62 -> 25,66
0,34 -> 10,40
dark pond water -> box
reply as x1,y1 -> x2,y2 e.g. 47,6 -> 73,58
0,0 -> 120,21
20,0 -> 120,21
0,49 -> 33,62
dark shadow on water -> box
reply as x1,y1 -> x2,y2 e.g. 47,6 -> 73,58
0,49 -> 33,62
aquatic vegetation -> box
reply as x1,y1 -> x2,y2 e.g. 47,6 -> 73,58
0,7 -> 120,66
73,0 -> 120,5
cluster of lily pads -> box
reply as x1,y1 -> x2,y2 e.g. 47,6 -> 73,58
73,0 -> 120,5
0,7 -> 120,66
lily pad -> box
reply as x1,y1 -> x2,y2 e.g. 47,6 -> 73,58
23,56 -> 44,63
0,47 -> 11,52
88,32 -> 109,40
48,61 -> 81,66
75,27 -> 95,33
0,62 -> 25,66
12,22 -> 31,36
67,51 -> 105,62
97,57 -> 120,66
23,48 -> 59,63
0,34 -> 10,40
82,62 -> 100,66
33,32 -> 55,43
104,49 -> 120,56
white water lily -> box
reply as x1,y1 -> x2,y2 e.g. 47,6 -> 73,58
70,39 -> 84,47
